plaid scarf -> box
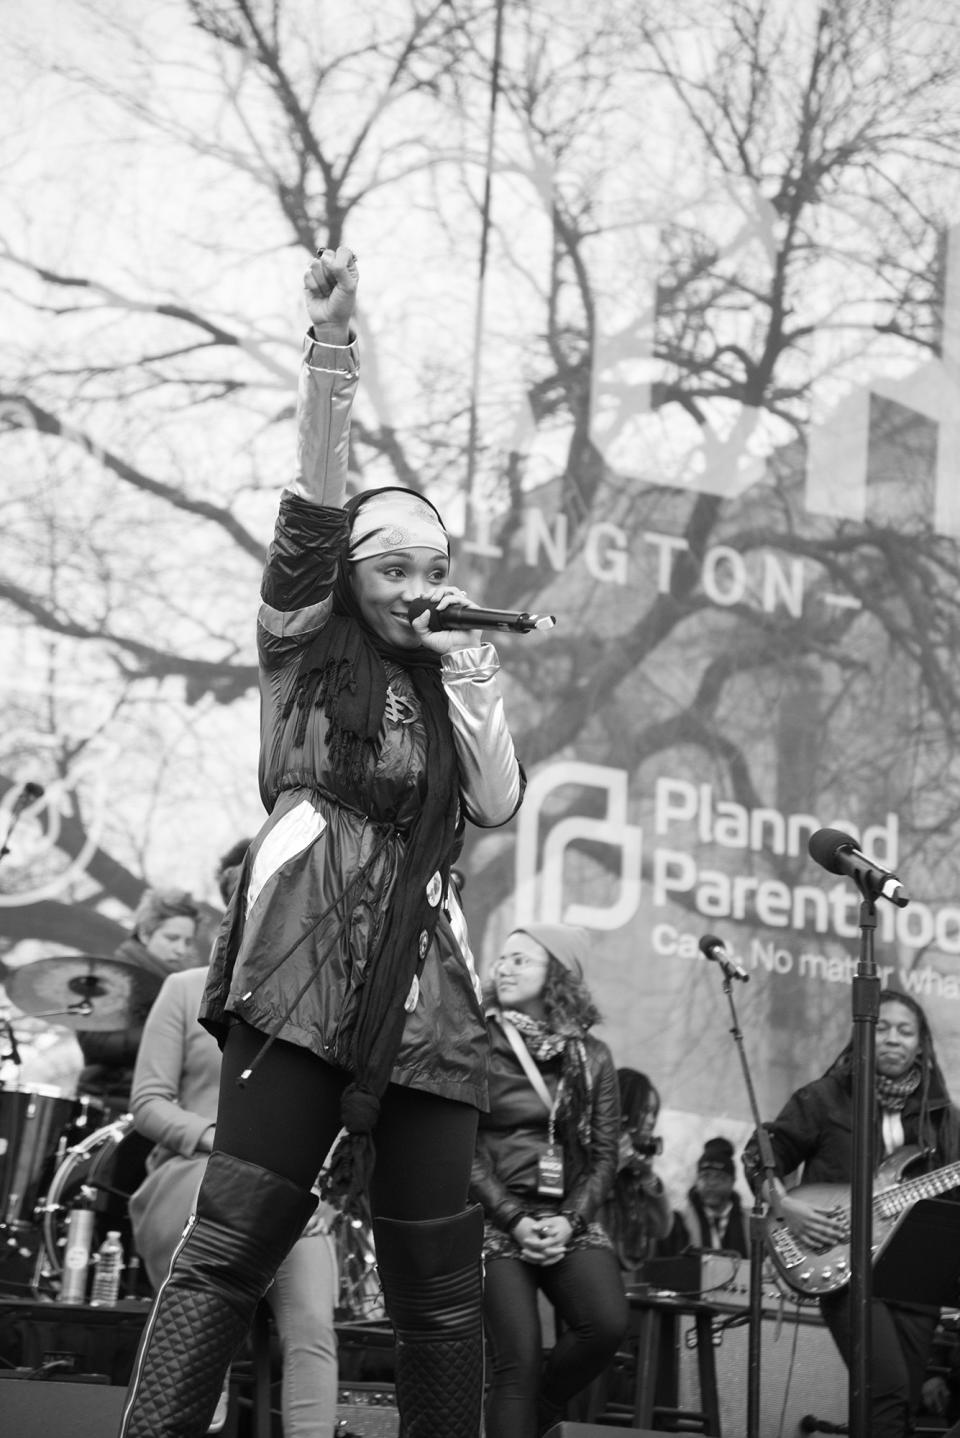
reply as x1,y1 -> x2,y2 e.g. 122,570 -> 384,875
875,1065 -> 922,1112
499,1009 -> 594,1153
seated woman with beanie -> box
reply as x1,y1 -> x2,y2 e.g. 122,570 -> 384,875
470,922 -> 627,1438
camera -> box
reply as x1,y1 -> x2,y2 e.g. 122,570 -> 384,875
633,1135 -> 663,1158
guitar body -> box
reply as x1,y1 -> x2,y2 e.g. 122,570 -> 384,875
764,1145 -> 960,1297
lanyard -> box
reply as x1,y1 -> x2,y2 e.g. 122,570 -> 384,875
498,1016 -> 564,1144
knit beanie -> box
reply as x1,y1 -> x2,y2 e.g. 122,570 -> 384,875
697,1136 -> 735,1176
513,923 -> 589,980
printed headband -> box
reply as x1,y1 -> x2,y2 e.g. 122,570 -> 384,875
349,490 -> 448,563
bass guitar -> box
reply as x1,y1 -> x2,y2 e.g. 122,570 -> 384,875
764,1144 -> 960,1296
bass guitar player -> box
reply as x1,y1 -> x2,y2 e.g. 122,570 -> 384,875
743,989 -> 960,1438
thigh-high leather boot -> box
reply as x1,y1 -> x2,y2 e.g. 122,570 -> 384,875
373,1205 -> 485,1438
118,1152 -> 317,1438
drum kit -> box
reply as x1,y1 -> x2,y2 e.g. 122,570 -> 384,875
0,952 -> 162,1298
1,951 -> 386,1319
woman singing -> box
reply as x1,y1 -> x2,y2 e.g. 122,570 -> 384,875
120,245 -> 524,1438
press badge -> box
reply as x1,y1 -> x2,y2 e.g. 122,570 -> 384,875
537,1143 -> 565,1198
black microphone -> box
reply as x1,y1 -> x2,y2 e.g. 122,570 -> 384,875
807,827 -> 908,908
11,781 -> 44,814
407,597 -> 556,634
698,933 -> 750,983
1,782 -> 45,861
3,1020 -> 22,1066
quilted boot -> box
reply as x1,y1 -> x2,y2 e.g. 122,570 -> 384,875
373,1205 -> 485,1438
118,1152 -> 316,1438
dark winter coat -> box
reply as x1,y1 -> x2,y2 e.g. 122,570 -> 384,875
743,1069 -> 959,1189
669,1187 -> 749,1257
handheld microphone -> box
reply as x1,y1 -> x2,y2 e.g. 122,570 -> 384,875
407,597 -> 556,634
698,933 -> 750,983
807,827 -> 908,908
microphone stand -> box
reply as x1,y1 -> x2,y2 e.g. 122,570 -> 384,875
0,802 -> 29,861
1,1019 -> 23,1074
847,887 -> 881,1438
713,958 -> 780,1438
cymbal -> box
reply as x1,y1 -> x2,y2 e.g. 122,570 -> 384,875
5,954 -> 163,1031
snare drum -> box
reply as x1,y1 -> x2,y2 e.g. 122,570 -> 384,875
0,1084 -> 101,1230
40,1113 -> 152,1285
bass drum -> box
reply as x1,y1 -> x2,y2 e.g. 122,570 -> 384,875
40,1113 -> 153,1294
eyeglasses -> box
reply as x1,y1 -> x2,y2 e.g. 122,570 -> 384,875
493,953 -> 549,973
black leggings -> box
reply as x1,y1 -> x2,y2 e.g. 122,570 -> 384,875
482,1245 -> 628,1438
214,1020 -> 479,1220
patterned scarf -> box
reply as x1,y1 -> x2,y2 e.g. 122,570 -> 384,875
875,1065 -> 922,1112
500,1009 -> 594,1152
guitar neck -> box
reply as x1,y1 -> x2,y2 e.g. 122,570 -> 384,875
767,1152 -> 960,1298
876,1160 -> 960,1217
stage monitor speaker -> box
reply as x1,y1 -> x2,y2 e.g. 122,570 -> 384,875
0,1377 -> 127,1437
543,1427 -> 662,1437
678,1304 -> 848,1437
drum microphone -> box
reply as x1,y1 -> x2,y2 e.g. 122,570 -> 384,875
1,782 -> 45,860
406,597 -> 557,634
2,1019 -> 22,1065
11,781 -> 44,814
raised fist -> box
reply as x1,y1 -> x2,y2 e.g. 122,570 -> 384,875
303,244 -> 358,333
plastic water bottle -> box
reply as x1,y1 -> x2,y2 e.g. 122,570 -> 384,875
89,1229 -> 125,1307
59,1206 -> 95,1304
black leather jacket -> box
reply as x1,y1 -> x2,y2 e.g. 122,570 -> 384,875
469,1015 -> 620,1233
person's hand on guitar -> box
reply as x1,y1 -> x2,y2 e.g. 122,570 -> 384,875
777,1190 -> 848,1250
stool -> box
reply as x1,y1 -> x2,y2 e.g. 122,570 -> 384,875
585,1291 -> 722,1435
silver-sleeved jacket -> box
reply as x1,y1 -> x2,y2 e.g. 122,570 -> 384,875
200,339 -> 523,1109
